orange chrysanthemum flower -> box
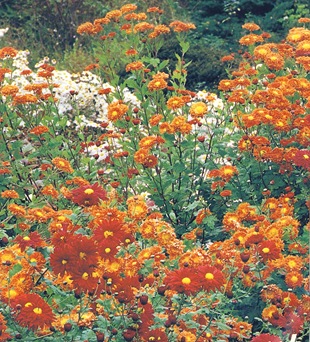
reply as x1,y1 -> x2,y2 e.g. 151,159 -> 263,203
242,22 -> 261,32
12,94 -> 38,105
264,52 -> 285,70
120,4 -> 137,14
1,84 -> 19,96
134,148 -> 151,164
220,189 -> 232,197
147,78 -> 168,91
166,96 -> 186,110
218,79 -> 237,91
127,195 -> 148,220
150,24 -> 170,37
169,21 -> 196,32
221,54 -> 234,62
105,9 -> 122,20
254,44 -> 272,59
239,34 -> 263,45
170,116 -> 192,134
125,61 -> 145,72
189,101 -> 208,118
286,27 -> 308,43
52,157 -> 74,173
0,47 -> 18,59
107,101 -> 129,122
298,17 -> 310,23
1,190 -> 19,199
149,114 -> 163,126
138,136 -> 165,149
30,125 -> 49,135
7,203 -> 26,216
218,165 -> 238,182
77,22 -> 98,35
41,184 -> 59,198
195,208 -> 212,224
133,22 -> 154,33
125,48 -> 138,56
285,271 -> 304,288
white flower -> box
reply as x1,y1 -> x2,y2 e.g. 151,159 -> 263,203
0,27 -> 9,38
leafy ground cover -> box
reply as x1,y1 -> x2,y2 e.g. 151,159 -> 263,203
0,4 -> 309,342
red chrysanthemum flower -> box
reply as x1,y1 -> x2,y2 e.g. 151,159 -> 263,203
11,293 -> 55,330
291,149 -> 310,171
138,302 -> 155,336
70,265 -> 99,292
164,267 -> 201,295
69,234 -> 98,267
113,277 -> 138,304
251,333 -> 281,342
0,312 -> 11,341
71,182 -> 107,206
257,240 -> 281,262
141,329 -> 168,342
49,244 -> 74,276
14,231 -> 45,251
197,265 -> 225,292
282,311 -> 304,335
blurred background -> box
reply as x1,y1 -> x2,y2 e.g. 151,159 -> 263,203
0,0 -> 309,90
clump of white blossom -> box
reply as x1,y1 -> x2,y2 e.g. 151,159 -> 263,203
2,51 -> 141,129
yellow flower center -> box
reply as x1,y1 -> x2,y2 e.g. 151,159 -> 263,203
33,307 -> 42,315
288,260 -> 296,268
82,272 -> 89,280
57,215 -> 66,221
8,289 -> 18,299
25,302 -> 33,308
301,42 -> 310,49
303,154 -> 309,159
79,252 -> 86,259
181,277 -> 191,285
205,273 -> 214,280
262,247 -> 270,254
23,236 -> 30,241
104,230 -> 113,238
291,275 -> 298,283
62,259 -> 67,264
84,188 -> 94,195
105,248 -> 111,253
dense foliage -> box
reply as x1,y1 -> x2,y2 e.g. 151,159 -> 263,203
1,0 -> 309,89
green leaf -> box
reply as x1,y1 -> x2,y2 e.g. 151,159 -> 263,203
9,263 -> 22,278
